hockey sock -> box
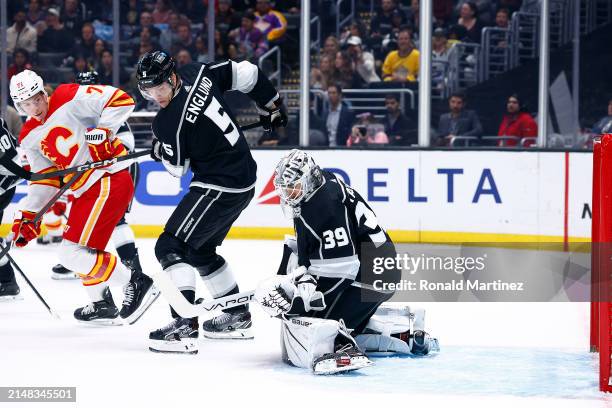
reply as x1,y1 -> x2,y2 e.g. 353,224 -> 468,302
116,242 -> 137,263
0,261 -> 16,284
85,282 -> 108,302
171,289 -> 195,319
197,257 -> 248,313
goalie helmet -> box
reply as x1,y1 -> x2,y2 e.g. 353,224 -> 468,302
9,69 -> 47,115
273,149 -> 323,208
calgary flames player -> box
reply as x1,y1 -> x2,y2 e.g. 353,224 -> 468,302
9,69 -> 159,325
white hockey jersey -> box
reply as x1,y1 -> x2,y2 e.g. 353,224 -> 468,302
18,83 -> 135,212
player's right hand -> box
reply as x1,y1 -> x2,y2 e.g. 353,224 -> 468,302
150,138 -> 162,162
258,98 -> 288,132
11,210 -> 41,247
85,127 -> 118,161
51,201 -> 66,216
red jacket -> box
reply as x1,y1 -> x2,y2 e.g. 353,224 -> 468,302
497,112 -> 538,146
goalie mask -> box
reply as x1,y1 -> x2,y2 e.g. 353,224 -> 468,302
273,150 -> 323,215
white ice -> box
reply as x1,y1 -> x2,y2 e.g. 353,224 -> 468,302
0,239 -> 609,408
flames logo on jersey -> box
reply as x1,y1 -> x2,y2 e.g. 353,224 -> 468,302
40,126 -> 79,169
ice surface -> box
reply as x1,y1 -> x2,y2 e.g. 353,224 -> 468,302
0,239 -> 610,408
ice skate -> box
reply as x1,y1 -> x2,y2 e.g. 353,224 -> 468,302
201,309 -> 253,339
74,288 -> 120,325
51,264 -> 78,280
119,271 -> 159,324
149,317 -> 199,354
0,281 -> 22,301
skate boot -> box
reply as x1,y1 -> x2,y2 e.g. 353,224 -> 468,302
74,287 -> 120,325
51,264 -> 78,280
36,234 -> 62,245
119,271 -> 160,324
149,317 -> 199,354
0,281 -> 22,301
312,344 -> 373,375
201,309 -> 253,340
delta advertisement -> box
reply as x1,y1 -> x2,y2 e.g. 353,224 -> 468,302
6,150 -> 594,243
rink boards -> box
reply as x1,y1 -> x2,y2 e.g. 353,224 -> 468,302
4,149 -> 594,244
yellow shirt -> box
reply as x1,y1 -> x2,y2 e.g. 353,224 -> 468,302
382,49 -> 420,82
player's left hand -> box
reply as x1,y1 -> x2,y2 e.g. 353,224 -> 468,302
85,127 -> 117,161
255,275 -> 296,318
258,99 -> 288,132
11,210 -> 41,247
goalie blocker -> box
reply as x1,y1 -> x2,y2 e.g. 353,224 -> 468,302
256,150 -> 439,375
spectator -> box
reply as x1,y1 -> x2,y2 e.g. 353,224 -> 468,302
592,98 -> 612,134
97,49 -> 130,86
333,50 -> 365,89
194,35 -> 211,63
371,0 -> 406,41
132,11 -> 161,40
26,0 -> 46,26
434,0 -> 455,26
497,94 -> 537,147
323,84 -> 355,147
60,0 -> 86,37
214,29 -> 231,59
71,22 -> 97,61
228,13 -> 269,61
383,94 -> 417,146
346,36 -> 380,84
347,113 -> 389,146
38,8 -> 75,53
254,0 -> 287,43
310,54 -> 336,90
458,2 -> 483,43
7,10 -> 37,54
71,54 -> 92,79
217,0 -> 242,35
432,28 -> 452,87
437,92 -> 483,146
406,0 -> 420,33
92,38 -> 107,68
322,35 -> 340,60
173,23 -> 197,59
152,0 -> 174,24
496,7 -> 510,28
175,48 -> 193,68
339,20 -> 367,45
159,12 -> 181,53
380,10 -> 410,58
7,49 -> 33,82
132,27 -> 160,65
382,28 -> 420,82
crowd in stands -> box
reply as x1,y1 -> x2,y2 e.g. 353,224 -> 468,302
2,0 -> 603,148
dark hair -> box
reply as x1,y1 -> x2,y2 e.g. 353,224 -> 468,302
328,83 -> 343,95
450,91 -> 466,101
385,93 -> 400,102
507,93 -> 527,112
496,7 -> 510,18
101,49 -> 113,57
399,26 -> 413,36
464,1 -> 479,18
13,48 -> 30,61
244,12 -> 256,21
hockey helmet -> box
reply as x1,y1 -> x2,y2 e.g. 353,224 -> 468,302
76,70 -> 100,85
9,69 -> 47,115
136,50 -> 177,100
273,149 -> 323,207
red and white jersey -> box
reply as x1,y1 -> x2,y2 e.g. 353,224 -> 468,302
19,83 -> 135,212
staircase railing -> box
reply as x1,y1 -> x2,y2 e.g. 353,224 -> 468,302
258,46 -> 281,89
336,0 -> 356,37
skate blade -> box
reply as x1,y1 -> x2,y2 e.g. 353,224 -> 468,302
313,358 -> 374,375
148,338 -> 198,354
0,294 -> 24,302
123,286 -> 160,325
201,327 -> 254,340
76,318 -> 123,326
51,272 -> 79,280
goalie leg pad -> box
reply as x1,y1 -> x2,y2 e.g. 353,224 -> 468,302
280,316 -> 340,369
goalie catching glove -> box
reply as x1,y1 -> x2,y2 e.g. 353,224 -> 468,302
255,266 -> 326,317
85,127 -> 121,161
11,210 -> 41,247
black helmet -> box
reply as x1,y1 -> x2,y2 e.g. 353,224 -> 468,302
136,50 -> 176,90
75,70 -> 100,85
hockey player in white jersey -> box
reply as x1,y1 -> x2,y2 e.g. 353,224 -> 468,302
9,69 -> 159,324
256,150 -> 438,374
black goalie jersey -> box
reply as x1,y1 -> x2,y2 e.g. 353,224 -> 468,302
0,118 -> 20,196
294,170 -> 399,295
152,60 -> 279,191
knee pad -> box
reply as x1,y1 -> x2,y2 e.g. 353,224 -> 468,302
194,255 -> 237,298
155,232 -> 188,268
280,317 -> 357,369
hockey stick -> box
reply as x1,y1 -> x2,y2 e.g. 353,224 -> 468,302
0,242 -> 60,318
151,269 -> 255,318
0,121 -> 263,182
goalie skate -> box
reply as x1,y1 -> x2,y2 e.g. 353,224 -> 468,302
149,318 -> 199,354
312,345 -> 373,375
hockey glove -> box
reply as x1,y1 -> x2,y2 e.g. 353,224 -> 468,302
12,210 -> 41,247
85,127 -> 118,161
150,137 -> 162,162
51,200 -> 67,216
288,272 -> 326,314
257,98 -> 288,132
255,275 -> 296,318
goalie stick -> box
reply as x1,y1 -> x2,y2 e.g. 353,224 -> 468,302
0,121 -> 263,181
151,269 -> 255,318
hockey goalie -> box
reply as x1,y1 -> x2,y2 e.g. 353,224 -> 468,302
255,150 -> 439,374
